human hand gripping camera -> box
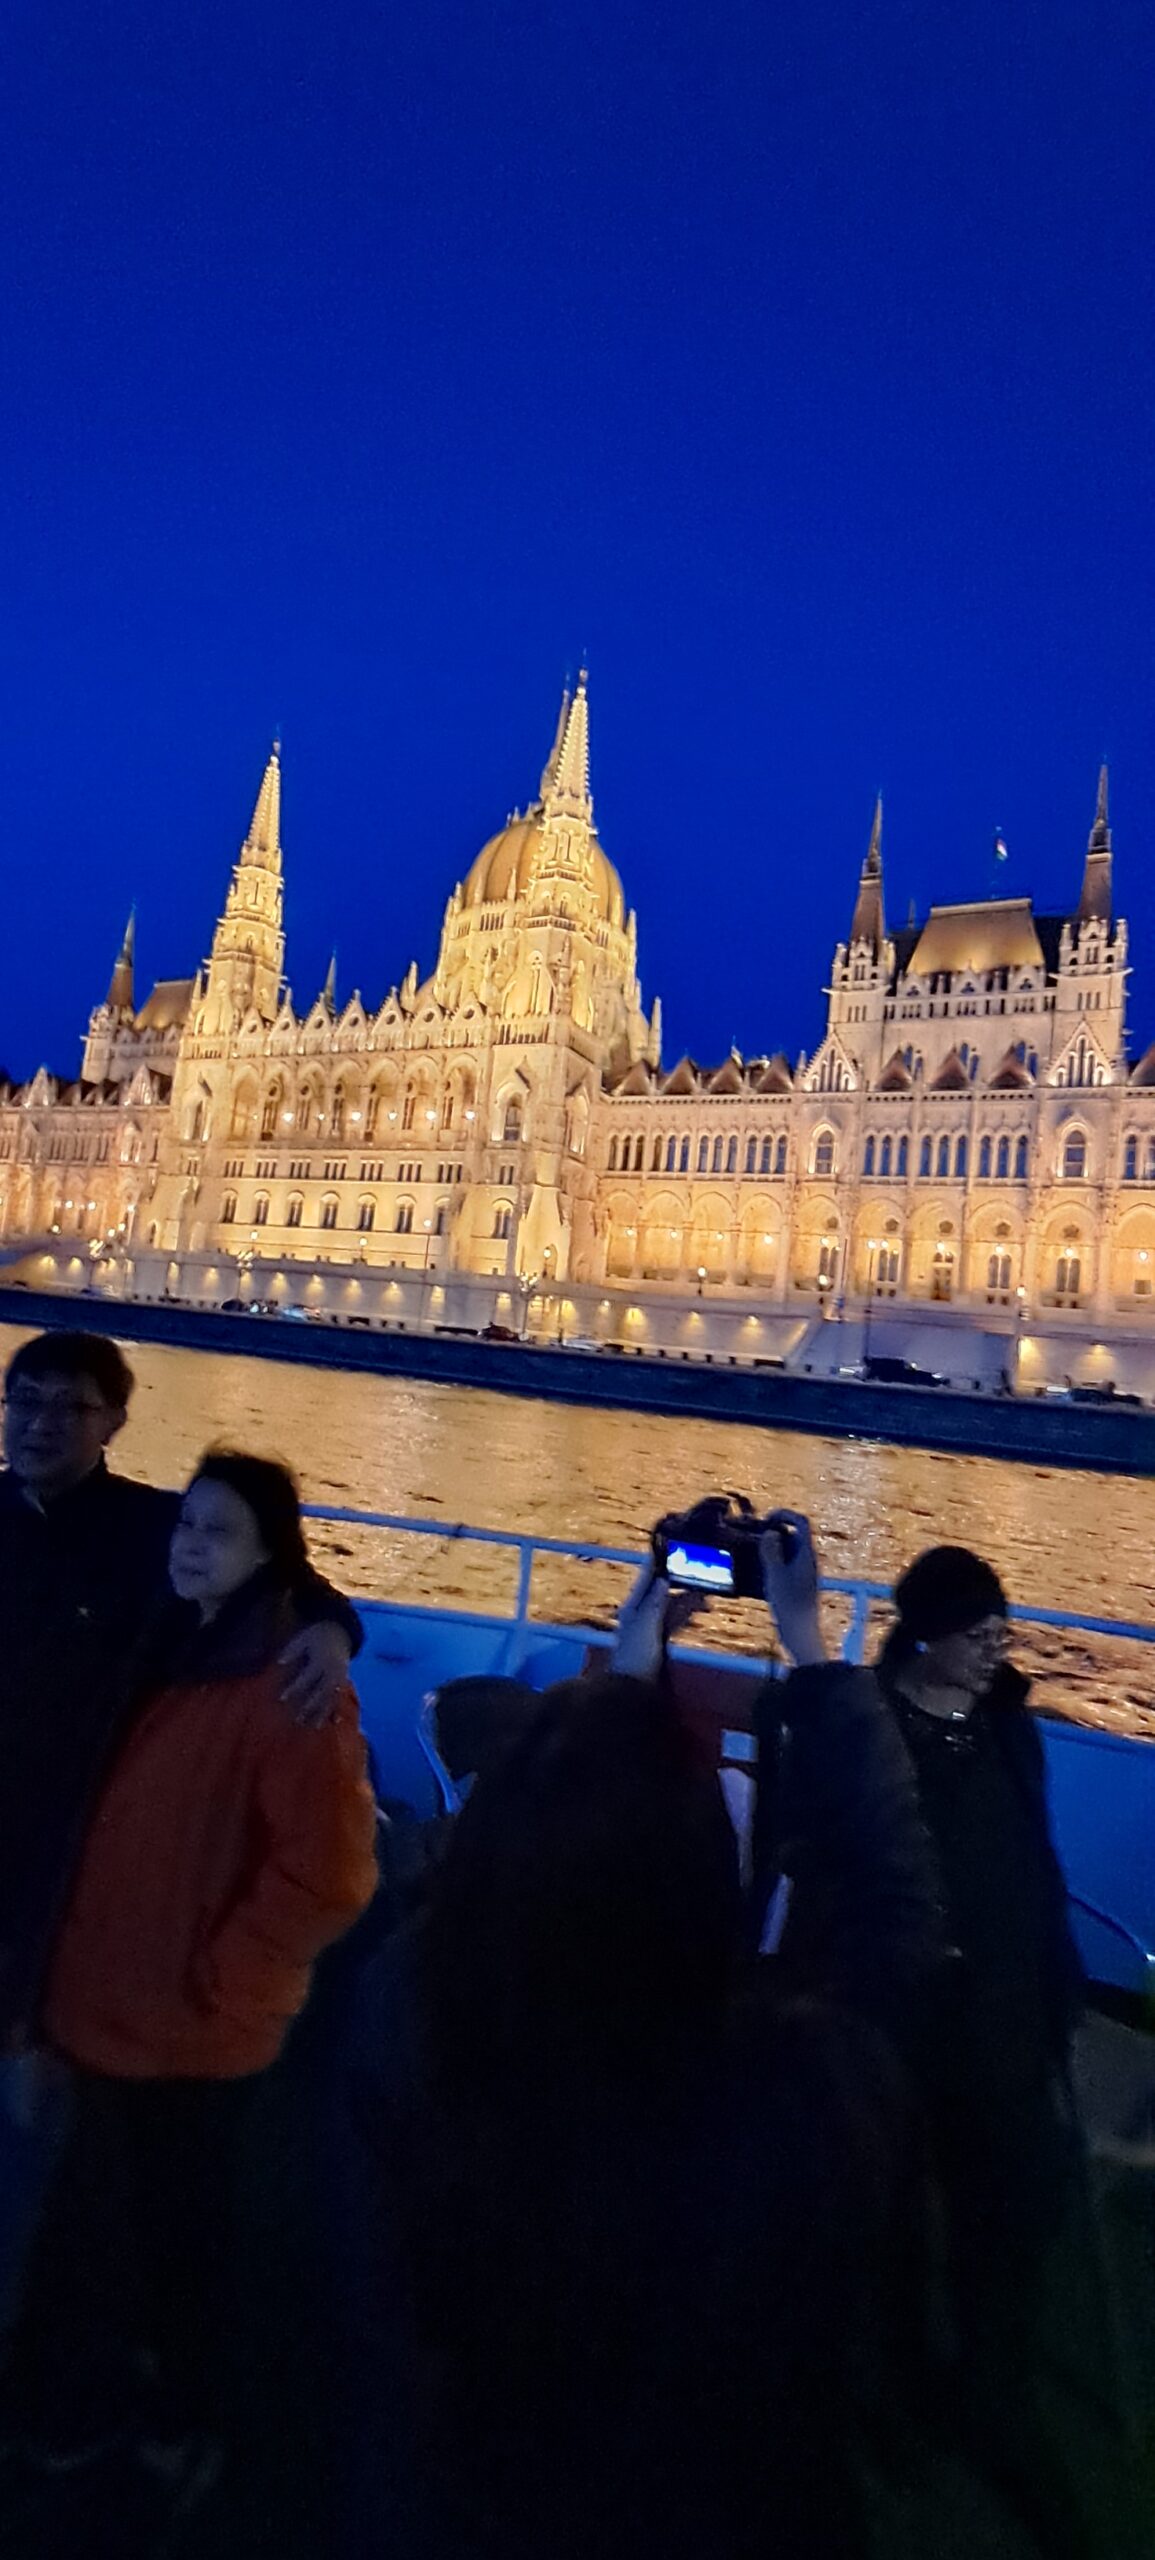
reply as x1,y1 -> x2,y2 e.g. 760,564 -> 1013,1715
613,1494 -> 829,1677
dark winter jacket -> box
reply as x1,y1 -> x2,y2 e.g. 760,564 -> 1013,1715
874,1647 -> 1083,2090
342,1936 -> 916,2560
748,1660 -> 947,2041
0,1458 -> 362,2037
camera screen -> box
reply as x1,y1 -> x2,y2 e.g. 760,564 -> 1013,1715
665,1539 -> 736,1592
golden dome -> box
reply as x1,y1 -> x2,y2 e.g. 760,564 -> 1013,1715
460,812 -> 625,930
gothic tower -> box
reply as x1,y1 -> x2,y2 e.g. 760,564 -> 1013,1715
201,744 -> 285,1032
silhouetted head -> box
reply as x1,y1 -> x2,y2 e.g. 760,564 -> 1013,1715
4,1330 -> 135,1498
423,1672 -> 743,2097
430,1674 -> 539,1787
170,1448 -> 306,1619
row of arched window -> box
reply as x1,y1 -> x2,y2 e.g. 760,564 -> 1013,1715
221,1192 -> 450,1236
607,1131 -> 791,1177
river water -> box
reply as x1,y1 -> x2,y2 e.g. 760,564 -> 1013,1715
3,1323 -> 1152,1739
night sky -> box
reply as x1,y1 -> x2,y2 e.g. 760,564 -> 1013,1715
1,2 -> 1152,1081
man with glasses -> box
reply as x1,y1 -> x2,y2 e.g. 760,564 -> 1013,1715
0,1329 -> 360,2058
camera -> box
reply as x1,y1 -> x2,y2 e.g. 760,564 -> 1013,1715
651,1494 -> 794,1600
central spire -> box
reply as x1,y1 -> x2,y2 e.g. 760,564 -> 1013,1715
540,672 -> 592,825
849,794 -> 885,950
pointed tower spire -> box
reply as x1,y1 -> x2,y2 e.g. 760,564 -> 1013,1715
849,794 -> 885,950
540,671 -> 592,824
240,739 -> 282,866
106,907 -> 136,1014
539,684 -> 572,798
204,741 -> 286,1030
322,950 -> 338,1011
1076,763 -> 1113,925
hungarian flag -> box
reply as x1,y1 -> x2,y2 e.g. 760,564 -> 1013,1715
993,829 -> 1008,864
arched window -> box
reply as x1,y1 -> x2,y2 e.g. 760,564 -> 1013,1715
918,1137 -> 931,1179
666,1136 -> 678,1172
745,1136 -> 757,1175
936,1135 -> 950,1178
817,1238 -> 839,1287
697,1136 -> 708,1174
1055,1250 -> 1081,1299
433,1201 -> 448,1236
1062,1129 -> 1087,1180
994,1136 -> 1009,1179
879,1136 -> 892,1177
331,1090 -> 347,1142
492,1204 -> 512,1241
402,1089 -> 416,1132
320,1195 -> 339,1230
357,1199 -> 375,1231
503,1097 -> 523,1143
1145,1137 -> 1155,1181
395,1202 -> 414,1235
651,1135 -> 663,1172
1014,1135 -> 1029,1180
863,1137 -> 875,1177
221,1193 -> 237,1225
253,1193 -> 269,1227
286,1195 -> 303,1229
679,1136 -> 690,1173
813,1129 -> 835,1178
987,1250 -> 1012,1295
260,1087 -> 281,1141
775,1134 -> 787,1175
711,1135 -> 724,1174
897,1137 -> 908,1178
441,1089 -> 454,1132
954,1135 -> 967,1180
1124,1135 -> 1138,1181
726,1134 -> 738,1173
979,1136 -> 992,1179
608,1136 -> 619,1172
634,1134 -> 646,1172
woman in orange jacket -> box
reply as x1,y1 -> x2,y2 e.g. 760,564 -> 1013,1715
23,1449 -> 379,2490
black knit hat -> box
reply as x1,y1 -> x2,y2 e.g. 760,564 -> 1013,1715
893,1546 -> 1008,1644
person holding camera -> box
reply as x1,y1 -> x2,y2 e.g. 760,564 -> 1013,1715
347,1667 -> 913,2560
614,1503 -> 945,2042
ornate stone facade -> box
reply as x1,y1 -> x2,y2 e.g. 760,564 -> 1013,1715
3,687 -> 1154,1327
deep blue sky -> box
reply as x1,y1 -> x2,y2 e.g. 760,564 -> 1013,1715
1,1 -> 1152,1079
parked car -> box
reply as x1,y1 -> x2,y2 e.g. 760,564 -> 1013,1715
480,1321 -> 520,1342
861,1354 -> 947,1387
1069,1381 -> 1144,1408
275,1304 -> 310,1323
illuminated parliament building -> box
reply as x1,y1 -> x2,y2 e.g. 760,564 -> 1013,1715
2,677 -> 1153,1339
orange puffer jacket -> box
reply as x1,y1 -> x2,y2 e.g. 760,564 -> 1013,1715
44,1656 -> 379,2079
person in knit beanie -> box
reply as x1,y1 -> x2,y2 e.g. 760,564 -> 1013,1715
877,1548 -> 1099,2557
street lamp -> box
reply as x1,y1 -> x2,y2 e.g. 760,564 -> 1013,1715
518,1269 -> 540,1338
696,1265 -> 706,1297
863,1241 -> 880,1362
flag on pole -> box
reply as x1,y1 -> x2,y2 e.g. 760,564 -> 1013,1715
993,829 -> 1008,864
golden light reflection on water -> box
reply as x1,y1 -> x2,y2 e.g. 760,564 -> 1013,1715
2,1325 -> 1151,1737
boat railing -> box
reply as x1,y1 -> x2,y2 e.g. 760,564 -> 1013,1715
303,1503 -> 1155,1990
303,1500 -> 1155,1689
